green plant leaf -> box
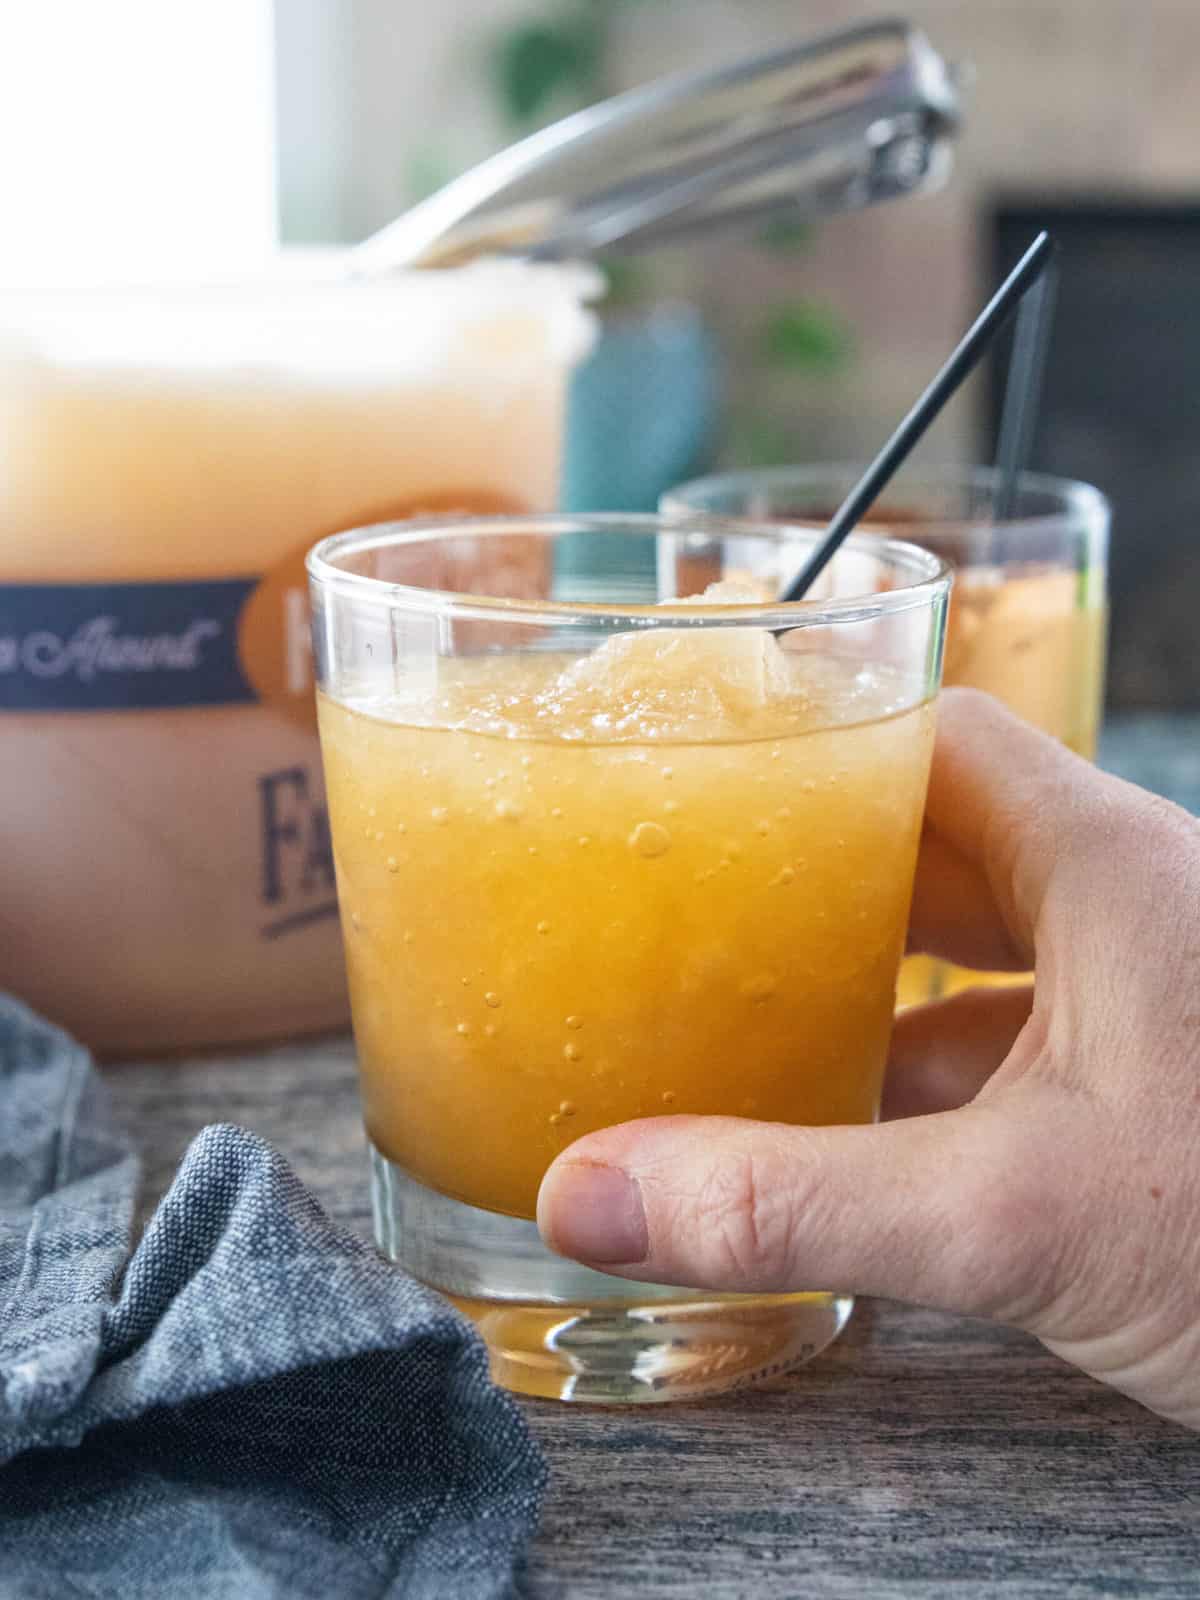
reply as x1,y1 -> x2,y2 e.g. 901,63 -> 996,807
757,215 -> 816,256
491,20 -> 603,127
402,145 -> 462,205
724,411 -> 803,469
595,254 -> 655,308
758,302 -> 854,375
579,0 -> 666,10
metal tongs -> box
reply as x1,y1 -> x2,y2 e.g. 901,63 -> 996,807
352,18 -> 963,273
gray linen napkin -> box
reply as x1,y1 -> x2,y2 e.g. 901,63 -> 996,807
0,996 -> 546,1599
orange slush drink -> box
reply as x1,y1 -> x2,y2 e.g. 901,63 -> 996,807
320,594 -> 936,1219
895,565 -> 1106,1008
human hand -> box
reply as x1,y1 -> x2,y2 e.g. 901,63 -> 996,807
537,689 -> 1200,1428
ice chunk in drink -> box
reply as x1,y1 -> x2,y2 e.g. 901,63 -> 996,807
558,580 -> 795,734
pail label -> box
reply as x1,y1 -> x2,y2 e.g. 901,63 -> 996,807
0,491 -> 526,727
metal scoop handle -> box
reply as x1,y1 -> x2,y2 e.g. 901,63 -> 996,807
353,18 -> 962,272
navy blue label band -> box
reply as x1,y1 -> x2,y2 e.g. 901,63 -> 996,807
0,580 -> 259,711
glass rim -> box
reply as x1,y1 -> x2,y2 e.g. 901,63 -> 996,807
661,463 -> 1111,535
306,512 -> 952,629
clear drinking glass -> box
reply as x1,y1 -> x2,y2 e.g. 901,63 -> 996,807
663,467 -> 1110,1007
308,514 -> 949,1402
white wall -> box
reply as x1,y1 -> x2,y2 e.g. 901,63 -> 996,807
0,0 -> 277,283
275,0 -> 519,245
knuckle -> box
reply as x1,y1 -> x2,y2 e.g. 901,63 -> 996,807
1132,789 -> 1198,845
688,1138 -> 807,1290
943,1139 -> 1066,1321
940,686 -> 995,722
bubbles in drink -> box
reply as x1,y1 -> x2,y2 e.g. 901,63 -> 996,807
485,992 -> 502,1008
456,1022 -> 471,1037
559,1100 -> 576,1117
564,1042 -> 582,1062
536,920 -> 551,935
629,821 -> 671,859
565,1015 -> 583,1030
741,973 -> 777,1004
432,807 -> 448,825
386,857 -> 399,874
661,1090 -> 677,1106
770,866 -> 796,888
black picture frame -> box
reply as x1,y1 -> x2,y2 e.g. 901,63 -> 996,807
990,197 -> 1200,710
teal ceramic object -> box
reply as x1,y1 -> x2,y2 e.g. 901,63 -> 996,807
556,305 -> 719,600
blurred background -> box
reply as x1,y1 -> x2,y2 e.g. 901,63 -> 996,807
2,0 -> 1197,712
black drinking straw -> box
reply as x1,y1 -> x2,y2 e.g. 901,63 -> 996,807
780,231 -> 1056,604
992,261 -> 1058,524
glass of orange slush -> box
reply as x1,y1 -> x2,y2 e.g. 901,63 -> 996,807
308,514 -> 950,1402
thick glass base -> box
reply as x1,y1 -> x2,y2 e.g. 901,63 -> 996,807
371,1144 -> 853,1404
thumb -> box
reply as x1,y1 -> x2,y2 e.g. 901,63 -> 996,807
538,1101 -> 1060,1323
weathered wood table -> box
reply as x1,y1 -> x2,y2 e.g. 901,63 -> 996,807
103,718 -> 1200,1597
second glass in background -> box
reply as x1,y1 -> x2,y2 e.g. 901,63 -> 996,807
662,465 -> 1111,1004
